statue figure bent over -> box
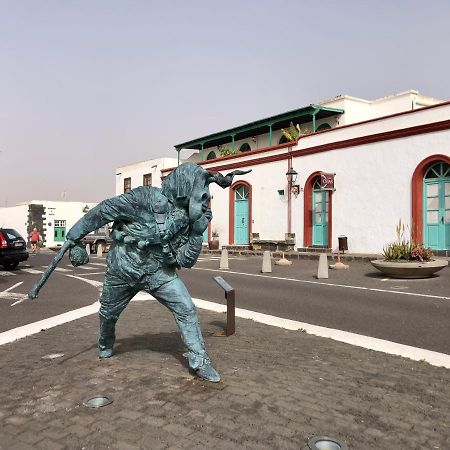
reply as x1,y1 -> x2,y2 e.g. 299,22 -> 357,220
65,163 -> 249,383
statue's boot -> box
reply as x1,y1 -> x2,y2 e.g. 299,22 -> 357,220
195,361 -> 220,383
98,316 -> 116,359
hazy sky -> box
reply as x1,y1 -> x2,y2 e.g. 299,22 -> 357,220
1,0 -> 450,205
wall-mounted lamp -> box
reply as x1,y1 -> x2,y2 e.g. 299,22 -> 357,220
285,167 -> 298,184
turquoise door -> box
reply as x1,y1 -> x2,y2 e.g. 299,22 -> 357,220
312,183 -> 329,246
234,185 -> 249,244
424,162 -> 450,250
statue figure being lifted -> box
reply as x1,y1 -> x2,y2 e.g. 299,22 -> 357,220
29,163 -> 250,383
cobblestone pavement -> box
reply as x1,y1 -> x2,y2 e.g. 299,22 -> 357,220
0,301 -> 448,450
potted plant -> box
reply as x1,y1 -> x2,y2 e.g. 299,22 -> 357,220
371,220 -> 448,278
208,230 -> 220,250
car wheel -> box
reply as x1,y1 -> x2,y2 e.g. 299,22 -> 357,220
3,261 -> 19,270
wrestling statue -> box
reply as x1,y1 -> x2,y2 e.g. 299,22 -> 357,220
28,162 -> 250,383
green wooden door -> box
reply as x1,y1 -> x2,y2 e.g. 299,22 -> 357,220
312,180 -> 329,246
234,185 -> 249,245
424,162 -> 450,250
54,220 -> 66,242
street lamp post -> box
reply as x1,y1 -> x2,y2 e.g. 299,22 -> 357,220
286,164 -> 298,235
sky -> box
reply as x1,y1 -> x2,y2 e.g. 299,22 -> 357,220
1,0 -> 450,205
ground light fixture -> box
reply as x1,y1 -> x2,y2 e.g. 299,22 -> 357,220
307,436 -> 348,450
83,395 -> 113,408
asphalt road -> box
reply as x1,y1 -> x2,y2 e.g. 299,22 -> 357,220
1,251 -> 449,354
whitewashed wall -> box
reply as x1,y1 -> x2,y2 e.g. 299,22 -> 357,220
43,201 -> 97,247
0,205 -> 29,240
0,201 -> 97,247
201,105 -> 450,253
115,157 -> 179,195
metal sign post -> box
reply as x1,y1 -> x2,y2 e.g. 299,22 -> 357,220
212,276 -> 235,336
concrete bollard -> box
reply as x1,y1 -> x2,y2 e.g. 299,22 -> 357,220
85,244 -> 91,255
96,243 -> 103,257
261,251 -> 272,273
316,253 -> 329,279
219,248 -> 229,270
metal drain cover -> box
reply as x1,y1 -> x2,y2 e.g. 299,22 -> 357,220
83,395 -> 113,408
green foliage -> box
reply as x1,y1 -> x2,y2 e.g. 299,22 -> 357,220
281,122 -> 311,141
382,219 -> 433,261
281,122 -> 301,141
218,146 -> 239,157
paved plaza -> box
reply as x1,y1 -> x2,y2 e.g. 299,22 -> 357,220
0,297 -> 448,450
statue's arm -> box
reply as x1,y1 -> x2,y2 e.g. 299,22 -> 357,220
176,234 -> 203,268
66,190 -> 142,242
176,209 -> 211,268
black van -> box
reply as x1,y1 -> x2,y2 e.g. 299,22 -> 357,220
0,228 -> 29,270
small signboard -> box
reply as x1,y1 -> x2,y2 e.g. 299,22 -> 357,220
320,173 -> 335,190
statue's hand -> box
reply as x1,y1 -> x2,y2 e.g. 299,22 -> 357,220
191,209 -> 212,236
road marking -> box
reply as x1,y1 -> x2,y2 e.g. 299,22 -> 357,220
0,301 -> 100,345
65,274 -> 103,288
191,267 -> 450,301
54,267 -> 72,272
2,274 -> 447,369
88,262 -> 107,267
20,268 -> 44,274
192,298 -> 450,369
0,271 -> 15,277
4,282 -> 23,292
74,272 -> 105,276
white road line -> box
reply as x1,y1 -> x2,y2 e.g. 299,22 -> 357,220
21,268 -> 44,274
65,274 -> 103,288
54,267 -> 72,272
192,267 -> 450,301
74,272 -> 105,276
88,263 -> 107,267
2,274 -> 447,368
0,302 -> 100,345
75,266 -> 99,270
0,271 -> 15,277
192,298 -> 450,369
4,282 -> 23,292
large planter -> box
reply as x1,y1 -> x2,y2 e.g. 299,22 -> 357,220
208,240 -> 220,250
370,259 -> 448,279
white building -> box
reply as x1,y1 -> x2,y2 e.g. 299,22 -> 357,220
119,91 -> 450,255
0,200 -> 97,248
115,157 -> 180,195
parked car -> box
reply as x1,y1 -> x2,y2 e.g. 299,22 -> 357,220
81,225 -> 113,253
0,228 -> 29,270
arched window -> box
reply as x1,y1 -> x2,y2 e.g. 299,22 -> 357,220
424,162 -> 450,179
206,151 -> 216,160
239,143 -> 251,152
278,134 -> 289,144
316,123 -> 331,132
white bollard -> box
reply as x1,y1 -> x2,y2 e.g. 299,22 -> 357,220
261,251 -> 272,273
85,244 -> 91,255
219,248 -> 229,270
317,253 -> 329,279
96,243 -> 103,257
